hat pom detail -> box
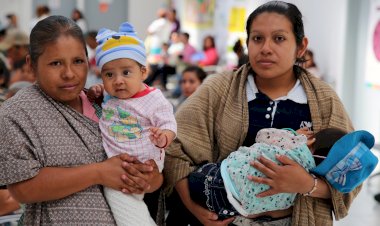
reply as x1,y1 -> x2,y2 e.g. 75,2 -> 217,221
119,22 -> 135,34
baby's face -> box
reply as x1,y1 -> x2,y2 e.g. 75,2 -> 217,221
101,58 -> 147,99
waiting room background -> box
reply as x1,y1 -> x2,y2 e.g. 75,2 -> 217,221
0,0 -> 379,141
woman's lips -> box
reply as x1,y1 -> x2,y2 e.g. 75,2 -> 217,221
60,84 -> 78,90
258,60 -> 275,66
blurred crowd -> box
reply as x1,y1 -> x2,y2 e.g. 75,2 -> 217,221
0,4 -> 324,112
0,6 -> 235,109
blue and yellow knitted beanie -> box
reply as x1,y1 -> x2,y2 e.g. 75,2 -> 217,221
95,22 -> 146,69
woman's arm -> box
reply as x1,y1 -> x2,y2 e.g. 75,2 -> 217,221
175,178 -> 235,226
8,154 -> 136,203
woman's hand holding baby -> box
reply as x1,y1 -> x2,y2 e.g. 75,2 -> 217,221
97,153 -> 161,194
248,155 -> 316,196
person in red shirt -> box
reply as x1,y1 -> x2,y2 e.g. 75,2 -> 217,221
198,35 -> 219,66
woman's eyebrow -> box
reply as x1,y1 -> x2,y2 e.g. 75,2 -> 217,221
250,29 -> 290,34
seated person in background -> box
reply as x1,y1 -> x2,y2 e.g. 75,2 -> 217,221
192,35 -> 218,67
179,32 -> 196,65
71,8 -> 87,34
144,42 -> 176,91
6,81 -> 33,99
0,29 -> 29,71
169,32 -> 197,98
8,58 -> 35,86
167,31 -> 184,62
0,59 -> 10,104
85,31 -> 102,89
188,128 -> 377,219
176,65 -> 207,111
149,32 -> 184,90
233,39 -> 249,69
303,49 -> 322,79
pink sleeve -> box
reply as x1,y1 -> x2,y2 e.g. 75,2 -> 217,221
199,48 -> 219,66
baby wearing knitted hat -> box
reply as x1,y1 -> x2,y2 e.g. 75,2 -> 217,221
90,22 -> 177,226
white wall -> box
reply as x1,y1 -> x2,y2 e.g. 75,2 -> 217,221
291,0 -> 348,93
352,0 -> 380,139
0,0 -> 166,38
128,0 -> 168,40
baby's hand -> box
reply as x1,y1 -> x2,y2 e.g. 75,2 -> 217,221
87,84 -> 104,102
149,127 -> 168,148
296,127 -> 315,149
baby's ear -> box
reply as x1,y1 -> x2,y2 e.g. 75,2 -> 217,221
96,28 -> 116,45
141,66 -> 148,80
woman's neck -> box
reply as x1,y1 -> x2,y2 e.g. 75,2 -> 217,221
255,72 -> 297,100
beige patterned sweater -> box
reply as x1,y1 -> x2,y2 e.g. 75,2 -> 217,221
164,64 -> 358,226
